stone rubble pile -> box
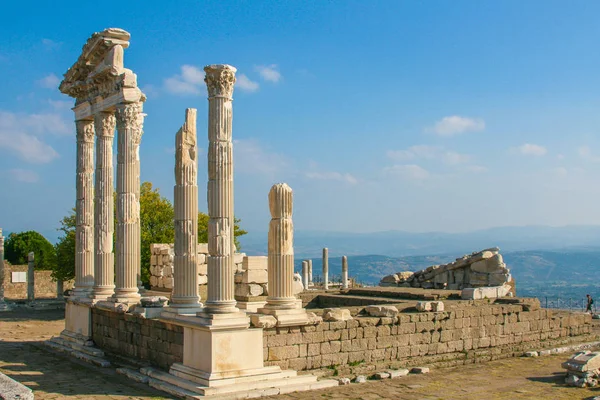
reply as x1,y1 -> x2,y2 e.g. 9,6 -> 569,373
562,351 -> 600,388
149,243 -> 245,290
379,247 -> 514,291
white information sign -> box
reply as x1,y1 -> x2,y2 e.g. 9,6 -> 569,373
11,271 -> 27,283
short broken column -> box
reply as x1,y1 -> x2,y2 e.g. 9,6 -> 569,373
27,252 -> 35,302
342,255 -> 349,289
322,248 -> 329,290
169,108 -> 202,313
302,260 -> 309,290
258,183 -> 307,325
0,229 -> 8,310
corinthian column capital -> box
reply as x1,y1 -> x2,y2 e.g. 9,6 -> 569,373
76,119 -> 95,143
204,64 -> 237,99
94,112 -> 116,138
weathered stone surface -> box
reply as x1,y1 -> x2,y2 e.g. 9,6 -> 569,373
338,377 -> 351,385
461,284 -> 511,300
415,301 -> 444,312
250,314 -> 277,328
235,283 -> 264,297
388,369 -> 410,378
354,375 -> 367,383
374,372 -> 390,379
364,305 -> 399,317
139,296 -> 168,308
524,351 -> 539,357
411,367 -> 430,374
323,308 -> 353,322
307,312 -> 323,325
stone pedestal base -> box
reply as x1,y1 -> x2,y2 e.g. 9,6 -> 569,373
64,300 -> 93,339
258,299 -> 309,327
237,300 -> 267,313
160,305 -> 204,317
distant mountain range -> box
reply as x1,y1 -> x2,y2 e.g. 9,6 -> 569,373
240,225 -> 600,258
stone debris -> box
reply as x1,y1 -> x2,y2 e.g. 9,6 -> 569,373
388,369 -> 410,378
415,301 -> 444,312
410,367 -> 430,374
250,314 -> 277,328
364,305 -> 399,317
562,351 -> 600,387
322,308 -> 353,322
461,284 -> 512,300
306,312 -> 323,325
523,351 -> 539,357
373,372 -> 391,379
593,314 -> 600,320
354,375 -> 367,383
379,247 -> 515,295
338,377 -> 351,385
139,296 -> 168,308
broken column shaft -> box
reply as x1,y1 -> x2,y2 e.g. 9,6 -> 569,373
342,255 -> 349,289
322,248 -> 329,290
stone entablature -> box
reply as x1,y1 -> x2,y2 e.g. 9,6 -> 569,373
380,247 -> 514,292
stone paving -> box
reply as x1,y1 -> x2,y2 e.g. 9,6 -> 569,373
2,308 -> 600,400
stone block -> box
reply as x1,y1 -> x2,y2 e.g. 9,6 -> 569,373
354,375 -> 367,383
163,266 -> 173,278
197,243 -> 208,253
242,269 -> 269,283
163,277 -> 173,289
374,372 -> 390,379
415,301 -> 444,312
197,263 -> 207,275
243,256 -> 268,270
197,254 -> 206,264
469,271 -> 488,286
338,377 -> 351,385
410,367 -> 430,374
197,275 -> 208,285
233,253 -> 246,264
364,305 -> 399,317
235,283 -> 264,297
488,272 -> 510,286
150,255 -> 157,264
250,314 -> 277,328
234,272 -> 243,283
388,369 -> 410,378
461,284 -> 511,300
323,308 -> 353,322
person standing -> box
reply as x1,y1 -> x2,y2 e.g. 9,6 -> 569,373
586,294 -> 594,314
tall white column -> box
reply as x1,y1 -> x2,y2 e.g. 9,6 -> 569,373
308,259 -> 313,286
342,255 -> 349,289
92,111 -> 116,300
73,119 -> 95,300
204,64 -> 238,314
302,260 -> 309,291
322,248 -> 329,290
112,102 -> 144,304
171,108 -> 202,310
265,184 -> 297,310
0,229 -> 8,310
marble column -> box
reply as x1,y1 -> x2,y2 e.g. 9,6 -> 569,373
322,248 -> 329,290
265,184 -> 297,310
308,259 -> 313,286
0,229 -> 8,310
204,64 -> 238,314
92,111 -> 116,300
342,255 -> 349,289
171,108 -> 202,310
73,119 -> 95,300
302,261 -> 309,291
27,252 -> 35,302
112,102 -> 144,304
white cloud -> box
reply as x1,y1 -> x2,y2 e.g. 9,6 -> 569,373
429,116 -> 485,136
384,164 -> 430,180
140,84 -> 159,99
236,74 -> 260,92
10,169 -> 39,183
513,143 -> 547,156
233,139 -> 288,176
306,171 -> 358,185
38,74 -> 60,89
47,99 -> 72,111
164,65 -> 205,95
255,65 -> 282,83
577,145 -> 600,162
0,111 -> 64,163
42,38 -> 62,50
387,145 -> 470,165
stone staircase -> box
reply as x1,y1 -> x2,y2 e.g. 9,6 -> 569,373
117,366 -> 338,399
42,331 -> 110,367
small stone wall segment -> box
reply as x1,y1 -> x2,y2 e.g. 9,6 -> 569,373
3,263 -> 73,300
149,243 -> 245,291
91,308 -> 183,370
262,302 -> 592,371
380,247 -> 515,292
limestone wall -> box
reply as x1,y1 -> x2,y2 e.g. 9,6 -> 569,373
380,248 -> 514,292
3,263 -> 73,300
263,302 -> 591,371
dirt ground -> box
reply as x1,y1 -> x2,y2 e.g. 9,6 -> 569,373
1,308 -> 600,400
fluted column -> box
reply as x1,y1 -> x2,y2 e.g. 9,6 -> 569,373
308,259 -> 313,286
92,112 -> 116,300
111,102 -> 144,304
322,248 -> 329,290
171,108 -> 201,309
265,183 -> 297,309
204,65 -> 238,314
0,229 -> 8,310
342,256 -> 349,289
302,261 -> 309,291
73,119 -> 95,300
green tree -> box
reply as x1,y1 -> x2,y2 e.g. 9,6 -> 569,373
52,181 -> 248,286
5,231 -> 56,270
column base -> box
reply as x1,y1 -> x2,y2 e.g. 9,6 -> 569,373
161,304 -> 204,317
108,291 -> 141,306
258,300 -> 309,327
90,286 -> 115,301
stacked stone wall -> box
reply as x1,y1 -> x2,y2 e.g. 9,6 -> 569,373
91,308 -> 183,370
262,303 -> 592,371
3,263 -> 73,300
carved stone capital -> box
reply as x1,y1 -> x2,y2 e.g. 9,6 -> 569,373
116,103 -> 144,145
76,120 -> 95,143
94,112 -> 116,138
204,64 -> 237,99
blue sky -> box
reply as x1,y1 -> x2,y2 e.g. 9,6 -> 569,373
2,1 -> 600,243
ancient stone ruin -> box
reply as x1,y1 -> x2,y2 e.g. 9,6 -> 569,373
563,351 -> 600,387
34,27 -> 595,399
380,247 -> 515,299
